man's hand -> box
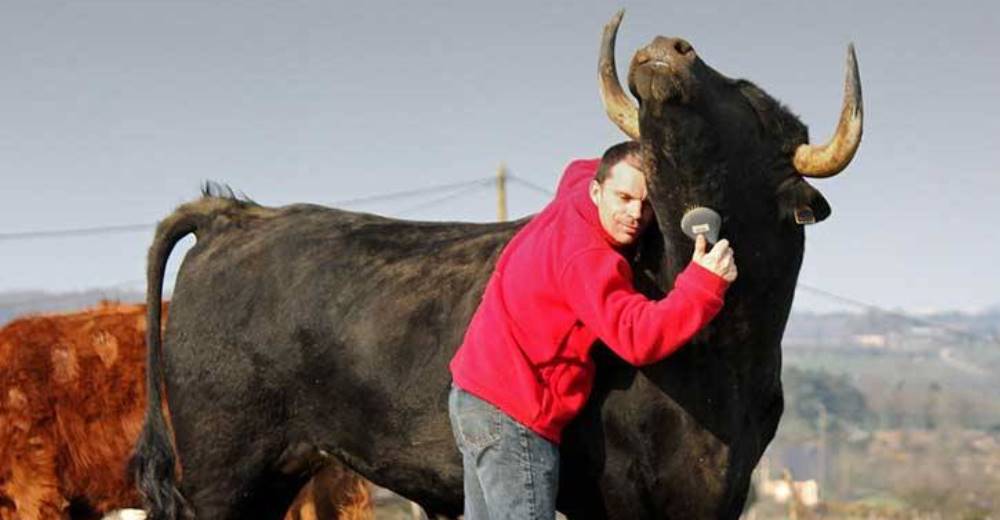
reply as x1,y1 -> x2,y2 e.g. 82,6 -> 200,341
692,234 -> 738,283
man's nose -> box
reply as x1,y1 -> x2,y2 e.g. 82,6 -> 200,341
626,201 -> 643,219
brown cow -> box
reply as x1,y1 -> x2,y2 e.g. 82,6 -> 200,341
0,302 -> 372,520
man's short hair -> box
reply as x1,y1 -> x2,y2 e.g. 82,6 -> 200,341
595,141 -> 643,184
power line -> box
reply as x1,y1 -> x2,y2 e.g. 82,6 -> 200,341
507,174 -> 556,197
397,179 -> 495,216
795,283 -> 994,344
0,177 -> 494,242
795,283 -> 882,313
0,223 -> 154,241
331,178 -> 491,207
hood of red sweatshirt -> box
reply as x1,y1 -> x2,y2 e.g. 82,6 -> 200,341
563,158 -> 632,253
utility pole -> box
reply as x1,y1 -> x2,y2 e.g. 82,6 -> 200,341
817,402 -> 827,491
496,163 -> 508,222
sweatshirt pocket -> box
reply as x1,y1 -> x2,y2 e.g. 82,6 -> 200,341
537,358 -> 596,427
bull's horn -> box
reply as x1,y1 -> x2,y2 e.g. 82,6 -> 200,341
599,9 -> 640,140
793,44 -> 864,178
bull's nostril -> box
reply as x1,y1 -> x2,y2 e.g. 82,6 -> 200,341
674,39 -> 693,55
634,51 -> 651,65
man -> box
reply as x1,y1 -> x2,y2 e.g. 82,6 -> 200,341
448,141 -> 738,519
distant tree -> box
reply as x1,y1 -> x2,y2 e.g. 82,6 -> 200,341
783,367 -> 875,434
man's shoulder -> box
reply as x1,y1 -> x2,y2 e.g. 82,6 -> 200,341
505,202 -> 605,265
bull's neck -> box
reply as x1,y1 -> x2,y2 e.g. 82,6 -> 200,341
638,221 -> 804,371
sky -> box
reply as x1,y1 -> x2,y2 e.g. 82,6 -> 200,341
1,0 -> 998,313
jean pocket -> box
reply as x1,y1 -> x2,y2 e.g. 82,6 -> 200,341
456,394 -> 503,454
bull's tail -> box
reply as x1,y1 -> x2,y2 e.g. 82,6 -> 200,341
129,192 -> 243,520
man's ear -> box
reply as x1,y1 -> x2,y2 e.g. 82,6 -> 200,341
589,180 -> 602,206
775,177 -> 831,225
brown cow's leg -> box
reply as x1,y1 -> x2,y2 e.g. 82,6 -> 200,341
284,463 -> 373,520
332,477 -> 374,520
3,437 -> 68,519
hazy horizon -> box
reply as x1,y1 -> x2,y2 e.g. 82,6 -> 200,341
2,1 -> 998,314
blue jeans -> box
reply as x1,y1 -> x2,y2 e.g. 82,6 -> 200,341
448,383 -> 560,520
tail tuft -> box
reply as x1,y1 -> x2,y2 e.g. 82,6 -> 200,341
200,180 -> 257,206
128,413 -> 192,520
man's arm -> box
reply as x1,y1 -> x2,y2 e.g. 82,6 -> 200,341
560,248 -> 729,366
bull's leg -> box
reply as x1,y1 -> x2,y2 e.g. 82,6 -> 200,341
171,431 -> 312,520
176,457 -> 310,519
166,389 -> 311,518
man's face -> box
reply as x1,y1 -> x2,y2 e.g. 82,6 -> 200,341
589,160 -> 654,246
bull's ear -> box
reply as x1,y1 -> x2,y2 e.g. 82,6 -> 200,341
776,177 -> 831,225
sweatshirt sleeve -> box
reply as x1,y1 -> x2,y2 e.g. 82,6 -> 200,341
560,249 -> 729,366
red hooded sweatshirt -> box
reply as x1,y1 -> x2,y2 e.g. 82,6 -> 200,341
449,158 -> 729,443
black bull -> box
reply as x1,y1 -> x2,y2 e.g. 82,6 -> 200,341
131,12 -> 862,520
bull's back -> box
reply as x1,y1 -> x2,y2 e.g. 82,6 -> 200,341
169,203 -> 521,372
